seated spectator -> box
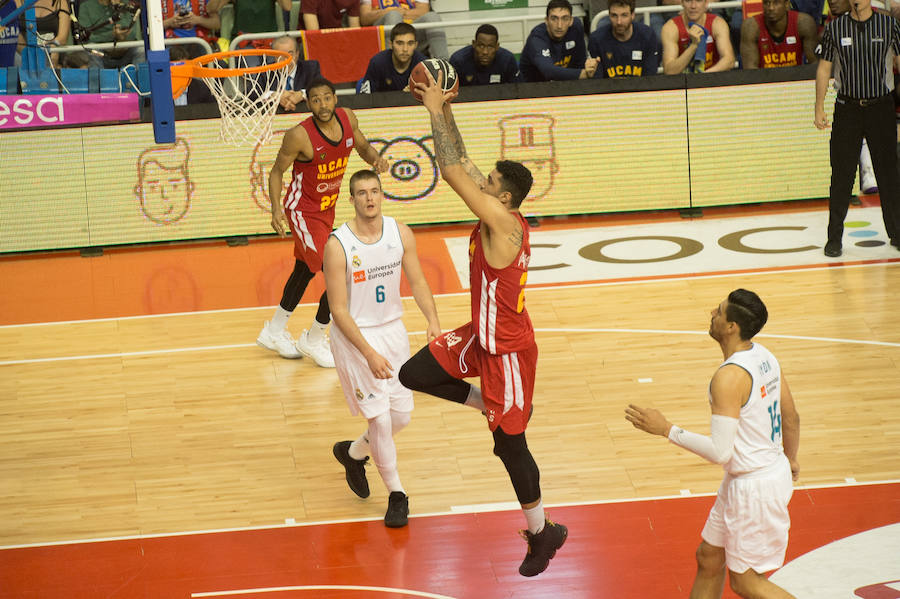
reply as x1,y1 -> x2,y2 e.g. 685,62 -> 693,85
302,0 -> 360,30
1,0 -> 21,68
357,21 -> 424,93
77,0 -> 145,69
168,43 -> 214,104
449,24 -> 519,85
790,0 -> 826,28
16,0 -> 72,67
588,0 -> 659,77
740,0 -> 817,68
161,0 -> 220,58
59,48 -> 92,68
660,0 -> 734,73
519,0 -> 598,81
207,0 -> 291,47
271,35 -> 321,111
359,0 -> 447,59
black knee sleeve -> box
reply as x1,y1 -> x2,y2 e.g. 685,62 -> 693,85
279,260 -> 314,311
315,291 -> 330,325
492,428 -> 541,505
398,345 -> 471,403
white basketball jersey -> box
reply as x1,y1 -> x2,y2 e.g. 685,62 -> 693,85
331,216 -> 404,328
713,342 -> 785,476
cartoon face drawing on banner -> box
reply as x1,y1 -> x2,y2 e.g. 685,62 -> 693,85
249,129 -> 290,212
370,135 -> 438,202
497,115 -> 558,202
134,137 -> 195,225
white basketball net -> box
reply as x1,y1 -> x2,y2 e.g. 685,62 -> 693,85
199,53 -> 290,147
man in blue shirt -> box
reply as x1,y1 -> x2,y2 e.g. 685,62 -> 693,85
588,0 -> 659,78
358,22 -> 426,93
0,0 -> 21,68
450,24 -> 519,85
519,0 -> 598,81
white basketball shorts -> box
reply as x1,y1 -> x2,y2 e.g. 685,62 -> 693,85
330,318 -> 413,419
701,454 -> 794,574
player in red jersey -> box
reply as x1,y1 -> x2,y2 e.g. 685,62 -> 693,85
740,0 -> 817,69
257,77 -> 389,365
398,71 -> 567,578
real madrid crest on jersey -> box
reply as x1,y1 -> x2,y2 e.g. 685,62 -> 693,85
352,255 -> 361,268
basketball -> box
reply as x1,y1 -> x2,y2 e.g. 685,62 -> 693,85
409,58 -> 459,102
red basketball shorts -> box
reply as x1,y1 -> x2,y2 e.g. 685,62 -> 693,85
286,209 -> 333,272
429,322 -> 538,435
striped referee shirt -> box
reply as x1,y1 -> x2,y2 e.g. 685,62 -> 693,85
817,11 -> 900,99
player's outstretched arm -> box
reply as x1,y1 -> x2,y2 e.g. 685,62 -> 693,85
780,374 -> 800,480
398,223 -> 441,341
346,108 -> 389,174
269,126 -> 311,236
441,103 -> 486,187
418,72 -> 516,232
322,236 -> 394,379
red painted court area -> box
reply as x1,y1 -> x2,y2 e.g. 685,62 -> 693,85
2,482 -> 898,598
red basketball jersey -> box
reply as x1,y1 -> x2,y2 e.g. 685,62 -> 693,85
468,212 -> 534,354
283,107 -> 355,220
673,13 -> 721,71
755,11 -> 803,68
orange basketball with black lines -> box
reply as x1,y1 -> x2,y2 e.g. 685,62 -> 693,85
410,58 -> 459,102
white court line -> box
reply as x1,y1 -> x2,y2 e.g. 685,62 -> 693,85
192,585 -> 458,598
1,260 -> 896,330
2,478 -> 897,551
2,327 -> 897,367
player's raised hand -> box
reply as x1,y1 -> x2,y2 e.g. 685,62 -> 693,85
416,68 -> 448,114
373,155 -> 389,174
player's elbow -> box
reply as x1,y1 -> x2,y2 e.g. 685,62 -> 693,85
710,447 -> 734,465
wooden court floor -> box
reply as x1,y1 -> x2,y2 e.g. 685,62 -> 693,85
1,204 -> 900,597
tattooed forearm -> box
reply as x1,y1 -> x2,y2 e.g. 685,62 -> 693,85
444,107 -> 486,185
460,157 -> 487,187
430,113 -> 462,168
507,226 -> 523,248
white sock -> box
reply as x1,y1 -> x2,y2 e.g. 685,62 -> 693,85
523,500 -> 545,534
369,412 -> 404,493
269,306 -> 292,332
349,432 -> 369,460
307,319 -> 329,343
464,385 -> 484,411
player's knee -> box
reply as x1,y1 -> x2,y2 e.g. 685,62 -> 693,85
398,351 -> 428,392
390,410 -> 411,434
695,541 -> 726,574
728,569 -> 760,598
492,428 -> 528,461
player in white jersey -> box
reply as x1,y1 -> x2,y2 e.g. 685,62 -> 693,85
625,289 -> 800,599
323,169 -> 441,528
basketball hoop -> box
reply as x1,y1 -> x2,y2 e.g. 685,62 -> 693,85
169,49 -> 293,147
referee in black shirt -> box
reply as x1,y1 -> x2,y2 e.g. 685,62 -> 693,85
814,0 -> 900,257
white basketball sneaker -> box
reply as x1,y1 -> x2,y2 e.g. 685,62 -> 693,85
860,165 -> 878,195
257,321 -> 302,359
296,329 -> 335,368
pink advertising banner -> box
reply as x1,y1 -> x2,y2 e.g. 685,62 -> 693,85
0,93 -> 140,130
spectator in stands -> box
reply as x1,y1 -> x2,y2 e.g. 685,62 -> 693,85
161,0 -> 219,58
1,0 -> 21,68
302,0 -> 360,29
791,0 -> 826,27
519,0 -> 598,81
740,0 -> 817,68
449,24 -> 519,85
588,0 -> 659,77
271,35 -> 322,111
77,0 -> 145,68
59,48 -> 92,67
359,0 -> 448,59
357,21 -> 425,92
661,0 -> 734,73
207,0 -> 291,47
15,0 -> 72,67
168,43 -> 214,103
